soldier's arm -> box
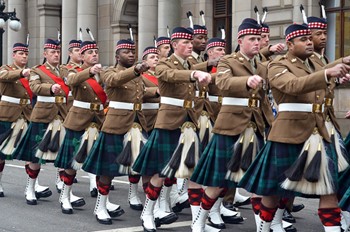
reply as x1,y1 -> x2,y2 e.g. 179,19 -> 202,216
29,69 -> 53,95
215,56 -> 250,96
66,68 -> 91,86
193,61 -> 208,72
156,60 -> 194,83
268,61 -> 328,96
0,66 -> 23,82
103,66 -> 138,87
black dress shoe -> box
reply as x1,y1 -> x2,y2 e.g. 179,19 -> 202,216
108,207 -> 125,218
26,199 -> 37,205
73,178 -> 78,183
90,188 -> 98,198
223,202 -> 235,210
292,204 -> 305,213
71,198 -> 86,208
96,216 -> 112,225
208,217 -> 226,229
0,191 -> 4,197
172,199 -> 190,213
61,203 -> 73,214
284,224 -> 297,232
35,189 -> 52,199
221,215 -> 244,224
283,210 -> 296,223
110,184 -> 115,190
130,203 -> 143,211
233,197 -> 251,207
155,213 -> 178,227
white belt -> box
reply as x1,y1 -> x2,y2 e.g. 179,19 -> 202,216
208,95 -> 222,103
278,103 -> 324,113
1,95 -> 31,105
73,100 -> 103,111
222,97 -> 260,107
109,101 -> 143,111
37,96 -> 66,103
142,103 -> 159,110
160,96 -> 194,109
195,90 -> 208,98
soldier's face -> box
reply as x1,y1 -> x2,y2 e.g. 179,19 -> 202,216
44,49 -> 61,66
13,51 -> 28,67
311,29 -> 327,51
193,34 -> 208,52
144,53 -> 159,70
207,47 -> 226,60
172,39 -> 193,59
117,49 -> 135,68
238,35 -> 261,58
69,47 -> 82,63
260,33 -> 270,49
82,49 -> 99,66
288,36 -> 314,59
158,44 -> 171,58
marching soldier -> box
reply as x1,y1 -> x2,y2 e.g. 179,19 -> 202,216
54,40 -> 107,215
0,43 -> 32,197
239,23 -> 350,232
190,19 -> 274,231
13,39 -> 68,205
156,37 -> 172,59
82,39 -> 154,224
133,26 -> 212,232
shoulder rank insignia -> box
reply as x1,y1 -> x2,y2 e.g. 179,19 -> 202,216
311,54 -> 315,58
232,54 -> 237,58
238,57 -> 244,62
173,60 -> 179,65
291,58 -> 297,63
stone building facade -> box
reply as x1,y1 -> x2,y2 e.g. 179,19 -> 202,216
1,0 -> 350,134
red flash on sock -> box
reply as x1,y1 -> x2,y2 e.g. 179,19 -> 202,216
251,197 -> 262,215
128,175 -> 141,184
318,207 -> 341,226
97,180 -> 111,195
188,188 -> 203,206
259,203 -> 277,222
25,164 -> 40,179
146,182 -> 161,200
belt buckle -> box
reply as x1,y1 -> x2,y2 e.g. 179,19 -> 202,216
248,98 -> 259,107
90,103 -> 101,111
199,91 -> 207,99
133,103 -> 142,111
218,96 -> 223,104
312,103 -> 322,113
55,96 -> 64,104
183,100 -> 192,109
324,98 -> 333,107
19,98 -> 28,105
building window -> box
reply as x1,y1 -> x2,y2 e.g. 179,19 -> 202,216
213,0 -> 232,53
326,1 -> 350,61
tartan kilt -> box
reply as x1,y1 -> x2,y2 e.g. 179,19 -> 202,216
132,128 -> 181,176
190,133 -> 238,188
338,166 -> 350,212
82,132 -> 125,177
54,129 -> 84,169
0,121 -> 12,160
12,122 -> 48,163
238,140 -> 339,197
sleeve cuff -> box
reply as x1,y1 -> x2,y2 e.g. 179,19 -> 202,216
324,70 -> 330,84
190,71 -> 196,82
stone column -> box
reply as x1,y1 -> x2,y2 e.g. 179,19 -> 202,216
62,0 -> 77,64
138,0 -> 158,59
158,0 -> 181,37
77,0 -> 97,42
7,0 -> 27,64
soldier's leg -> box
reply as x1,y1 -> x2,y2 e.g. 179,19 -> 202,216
318,194 -> 341,232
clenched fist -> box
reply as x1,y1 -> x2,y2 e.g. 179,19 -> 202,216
90,64 -> 102,75
51,83 -> 62,94
134,61 -> 150,74
193,71 -> 212,84
247,75 -> 263,89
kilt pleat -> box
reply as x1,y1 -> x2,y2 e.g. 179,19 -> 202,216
82,132 -> 125,177
54,129 -> 84,169
12,122 -> 48,163
132,128 -> 181,176
190,134 -> 238,188
0,121 -> 12,160
238,140 -> 339,197
338,166 -> 350,211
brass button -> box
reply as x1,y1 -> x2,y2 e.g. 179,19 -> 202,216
203,86 -> 207,90
15,81 -> 18,84
137,96 -> 140,100
189,92 -> 192,95
316,95 -> 320,99
188,85 -> 192,88
125,86 -> 128,89
95,97 -> 98,100
136,89 -> 139,93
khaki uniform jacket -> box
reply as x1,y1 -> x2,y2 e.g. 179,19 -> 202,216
268,52 -> 331,144
63,64 -> 105,131
0,64 -> 32,122
155,54 -> 198,130
310,54 -> 342,131
61,61 -> 81,110
142,71 -> 160,130
258,46 -> 273,63
188,55 -> 220,121
29,62 -> 67,123
214,52 -> 274,137
101,64 -> 157,134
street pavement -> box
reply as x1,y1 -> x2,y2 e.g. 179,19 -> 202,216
0,160 -> 324,232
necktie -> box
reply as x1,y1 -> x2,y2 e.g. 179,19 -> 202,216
183,61 -> 189,70
320,56 -> 327,65
304,60 -> 312,72
249,59 -> 256,74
